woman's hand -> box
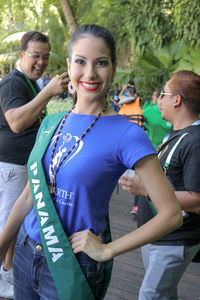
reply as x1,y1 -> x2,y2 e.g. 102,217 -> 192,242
68,230 -> 111,262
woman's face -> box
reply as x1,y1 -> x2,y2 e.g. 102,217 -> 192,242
67,35 -> 116,104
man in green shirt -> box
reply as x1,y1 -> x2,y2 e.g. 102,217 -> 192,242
143,90 -> 172,149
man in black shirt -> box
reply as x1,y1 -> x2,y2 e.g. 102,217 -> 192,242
0,31 -> 69,298
119,71 -> 200,299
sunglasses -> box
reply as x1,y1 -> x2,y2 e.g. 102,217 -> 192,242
159,89 -> 188,103
23,51 -> 50,62
159,89 -> 177,100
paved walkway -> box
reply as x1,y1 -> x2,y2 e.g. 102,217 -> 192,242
105,187 -> 200,300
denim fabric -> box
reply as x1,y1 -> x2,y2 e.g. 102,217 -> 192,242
13,224 -> 104,300
139,243 -> 200,300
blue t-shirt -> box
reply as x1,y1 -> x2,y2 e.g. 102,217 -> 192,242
25,113 -> 156,242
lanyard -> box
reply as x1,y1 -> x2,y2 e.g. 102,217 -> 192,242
162,120 -> 200,173
23,73 -> 40,96
162,133 -> 188,174
22,71 -> 47,119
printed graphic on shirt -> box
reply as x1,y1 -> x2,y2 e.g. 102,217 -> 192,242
47,132 -> 84,207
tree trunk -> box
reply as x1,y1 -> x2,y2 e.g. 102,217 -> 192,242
10,45 -> 13,72
59,0 -> 78,33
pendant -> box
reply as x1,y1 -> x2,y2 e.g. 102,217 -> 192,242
49,174 -> 56,194
50,174 -> 55,182
49,182 -> 56,194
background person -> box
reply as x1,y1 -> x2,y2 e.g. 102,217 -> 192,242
36,77 -> 44,90
0,24 -> 182,300
119,81 -> 135,98
119,70 -> 200,300
142,89 -> 173,149
109,83 -> 120,112
0,31 -> 69,299
42,72 -> 51,87
130,89 -> 173,215
118,86 -> 143,126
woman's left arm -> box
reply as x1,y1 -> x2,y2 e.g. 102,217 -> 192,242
69,155 -> 182,262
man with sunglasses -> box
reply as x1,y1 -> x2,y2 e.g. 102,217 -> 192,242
120,70 -> 200,299
0,31 -> 68,298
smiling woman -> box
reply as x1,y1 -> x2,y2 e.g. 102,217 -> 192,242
67,32 -> 116,112
0,25 -> 182,300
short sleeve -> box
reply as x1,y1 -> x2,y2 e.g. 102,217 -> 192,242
0,74 -> 30,113
117,124 -> 157,169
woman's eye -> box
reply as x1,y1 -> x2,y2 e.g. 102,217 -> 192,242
75,59 -> 85,65
96,60 -> 109,66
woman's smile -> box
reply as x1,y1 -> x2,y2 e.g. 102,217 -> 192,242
79,81 -> 100,91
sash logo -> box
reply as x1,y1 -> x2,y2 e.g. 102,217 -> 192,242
30,162 -> 64,263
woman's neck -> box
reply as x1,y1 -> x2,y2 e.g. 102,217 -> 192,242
72,102 -> 105,115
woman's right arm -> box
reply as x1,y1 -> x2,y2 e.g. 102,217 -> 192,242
0,181 -> 33,258
69,155 -> 182,261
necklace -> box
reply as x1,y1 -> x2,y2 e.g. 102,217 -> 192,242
49,103 -> 107,194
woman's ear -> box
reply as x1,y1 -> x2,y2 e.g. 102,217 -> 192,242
67,58 -> 71,78
111,62 -> 117,82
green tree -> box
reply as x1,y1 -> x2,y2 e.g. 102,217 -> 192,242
0,0 -> 200,84
172,0 -> 200,47
133,42 -> 189,99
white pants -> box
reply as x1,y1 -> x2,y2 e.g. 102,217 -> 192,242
139,243 -> 200,300
0,162 -> 28,232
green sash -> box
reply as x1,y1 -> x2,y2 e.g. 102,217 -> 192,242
27,112 -> 113,300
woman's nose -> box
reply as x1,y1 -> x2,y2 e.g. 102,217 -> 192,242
85,63 -> 96,80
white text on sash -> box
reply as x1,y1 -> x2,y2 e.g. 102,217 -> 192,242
30,162 -> 64,263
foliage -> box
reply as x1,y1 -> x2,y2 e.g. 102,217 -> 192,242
44,6 -> 70,76
124,0 -> 173,59
176,48 -> 200,75
0,1 -> 70,76
171,0 -> 200,47
0,0 -> 200,99
114,67 -> 136,88
46,97 -> 73,114
133,42 -> 189,99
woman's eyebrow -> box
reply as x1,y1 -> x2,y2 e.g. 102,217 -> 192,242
74,54 -> 86,59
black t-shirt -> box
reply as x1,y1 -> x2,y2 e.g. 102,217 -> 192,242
0,69 -> 40,165
138,125 -> 200,246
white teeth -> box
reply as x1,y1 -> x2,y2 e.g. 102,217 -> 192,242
81,82 -> 98,88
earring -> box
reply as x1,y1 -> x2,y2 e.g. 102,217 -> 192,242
68,81 -> 75,94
